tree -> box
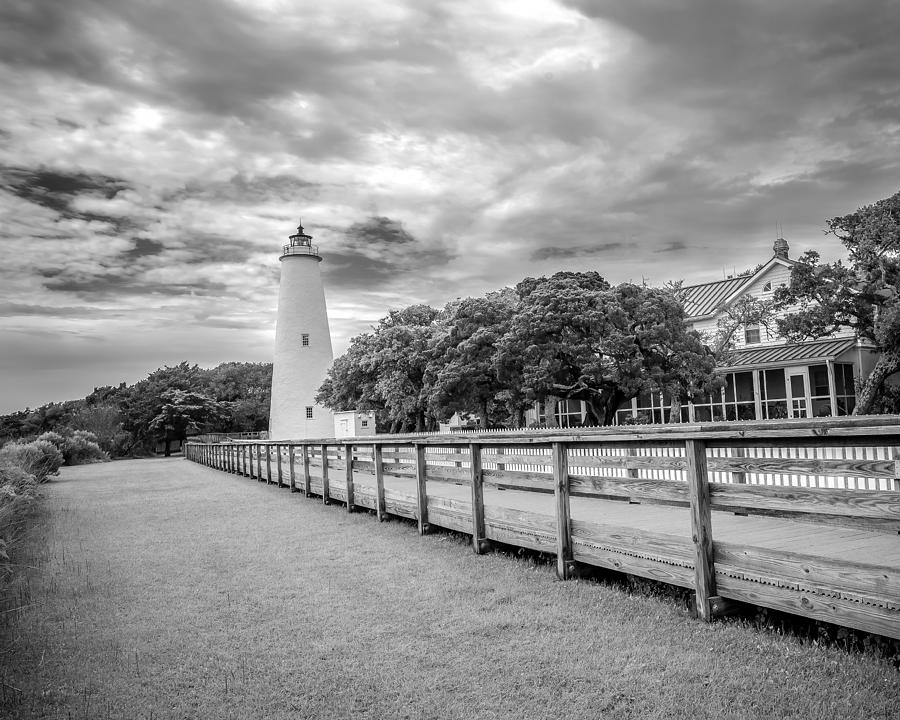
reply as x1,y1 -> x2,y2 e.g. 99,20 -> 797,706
205,362 -> 273,432
148,390 -> 227,456
775,189 -> 900,414
122,362 -> 204,453
317,306 -> 440,433
426,289 -> 520,426
498,273 -> 718,425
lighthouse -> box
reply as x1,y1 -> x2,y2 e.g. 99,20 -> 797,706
268,220 -> 335,439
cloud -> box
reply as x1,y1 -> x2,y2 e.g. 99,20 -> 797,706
531,242 -> 624,261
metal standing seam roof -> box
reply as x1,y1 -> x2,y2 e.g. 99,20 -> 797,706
720,337 -> 859,370
681,276 -> 750,318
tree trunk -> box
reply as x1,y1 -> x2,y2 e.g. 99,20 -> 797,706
164,434 -> 172,457
415,411 -> 425,433
544,397 -> 559,427
853,348 -> 900,415
668,395 -> 682,423
515,405 -> 525,429
480,399 -> 489,428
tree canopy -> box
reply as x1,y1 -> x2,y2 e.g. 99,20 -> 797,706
775,189 -> 900,413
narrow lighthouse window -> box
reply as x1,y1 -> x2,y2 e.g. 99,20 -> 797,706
305,406 -> 314,419
301,333 -> 309,346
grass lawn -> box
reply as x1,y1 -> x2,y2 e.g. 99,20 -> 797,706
1,457 -> 897,719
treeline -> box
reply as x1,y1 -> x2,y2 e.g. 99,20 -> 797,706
316,272 -> 721,432
0,361 -> 272,457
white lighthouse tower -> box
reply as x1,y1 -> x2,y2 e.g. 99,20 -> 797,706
268,220 -> 335,440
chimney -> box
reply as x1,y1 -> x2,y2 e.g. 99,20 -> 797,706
773,237 -> 789,259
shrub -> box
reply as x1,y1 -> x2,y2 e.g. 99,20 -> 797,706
0,440 -> 63,482
63,430 -> 108,465
37,430 -> 108,465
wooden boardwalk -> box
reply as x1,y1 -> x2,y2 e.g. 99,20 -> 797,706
186,417 -> 900,640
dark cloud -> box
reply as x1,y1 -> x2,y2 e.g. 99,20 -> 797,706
653,240 -> 687,254
124,238 -> 165,259
323,215 -> 453,290
0,165 -> 133,234
531,242 -> 624,261
43,271 -> 228,300
346,216 -> 416,247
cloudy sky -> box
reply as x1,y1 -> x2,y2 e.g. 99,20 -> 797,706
1,0 -> 899,413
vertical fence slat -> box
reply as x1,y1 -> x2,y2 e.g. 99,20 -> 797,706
685,438 -> 716,621
469,443 -> 486,554
256,443 -> 263,481
288,444 -> 296,492
373,444 -> 385,521
553,441 -> 573,580
415,444 -> 429,535
321,444 -> 330,503
302,444 -> 311,496
265,444 -> 273,485
276,444 -> 284,488
345,443 -> 355,512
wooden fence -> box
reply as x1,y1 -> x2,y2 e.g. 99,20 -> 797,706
184,417 -> 900,640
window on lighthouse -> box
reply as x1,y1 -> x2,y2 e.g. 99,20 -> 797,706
305,406 -> 314,419
301,333 -> 309,346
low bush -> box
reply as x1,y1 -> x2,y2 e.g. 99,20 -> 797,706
0,439 -> 63,482
37,430 -> 108,465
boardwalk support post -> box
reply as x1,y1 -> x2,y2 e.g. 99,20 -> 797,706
373,444 -> 385,521
415,444 -> 429,535
321,444 -> 330,504
276,444 -> 284,488
553,441 -> 574,580
302,444 -> 311,496
288,444 -> 297,492
345,443 -> 355,512
469,443 -> 488,554
685,438 -> 717,621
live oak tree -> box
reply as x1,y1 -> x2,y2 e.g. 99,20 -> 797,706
317,305 -> 440,433
775,189 -> 900,414
498,273 -> 717,426
426,289 -> 523,427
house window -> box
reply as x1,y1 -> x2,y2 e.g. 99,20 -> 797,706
809,364 -> 832,417
763,281 -> 772,292
555,399 -> 587,428
301,333 -> 309,346
759,369 -> 788,419
361,419 -> 368,428
834,363 -> 856,415
723,372 -> 756,420
744,326 -> 761,344
305,406 -> 313,419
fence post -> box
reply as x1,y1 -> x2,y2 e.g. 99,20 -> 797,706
256,443 -> 263,481
228,444 -> 234,473
321,444 -> 330,504
685,439 -> 716,621
302,444 -> 311,496
553,441 -> 574,580
276,444 -> 284,487
345,443 -> 355,512
288,444 -> 297,492
241,444 -> 248,476
415,444 -> 429,535
265,444 -> 273,485
373,444 -> 385,521
469,443 -> 487,554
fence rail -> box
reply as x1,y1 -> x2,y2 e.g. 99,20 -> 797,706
185,417 -> 900,639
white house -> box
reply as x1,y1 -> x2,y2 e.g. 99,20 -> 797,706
532,239 -> 878,427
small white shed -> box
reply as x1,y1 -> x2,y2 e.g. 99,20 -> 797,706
333,410 -> 376,438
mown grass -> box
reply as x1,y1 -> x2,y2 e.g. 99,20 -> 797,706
1,457 -> 897,719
